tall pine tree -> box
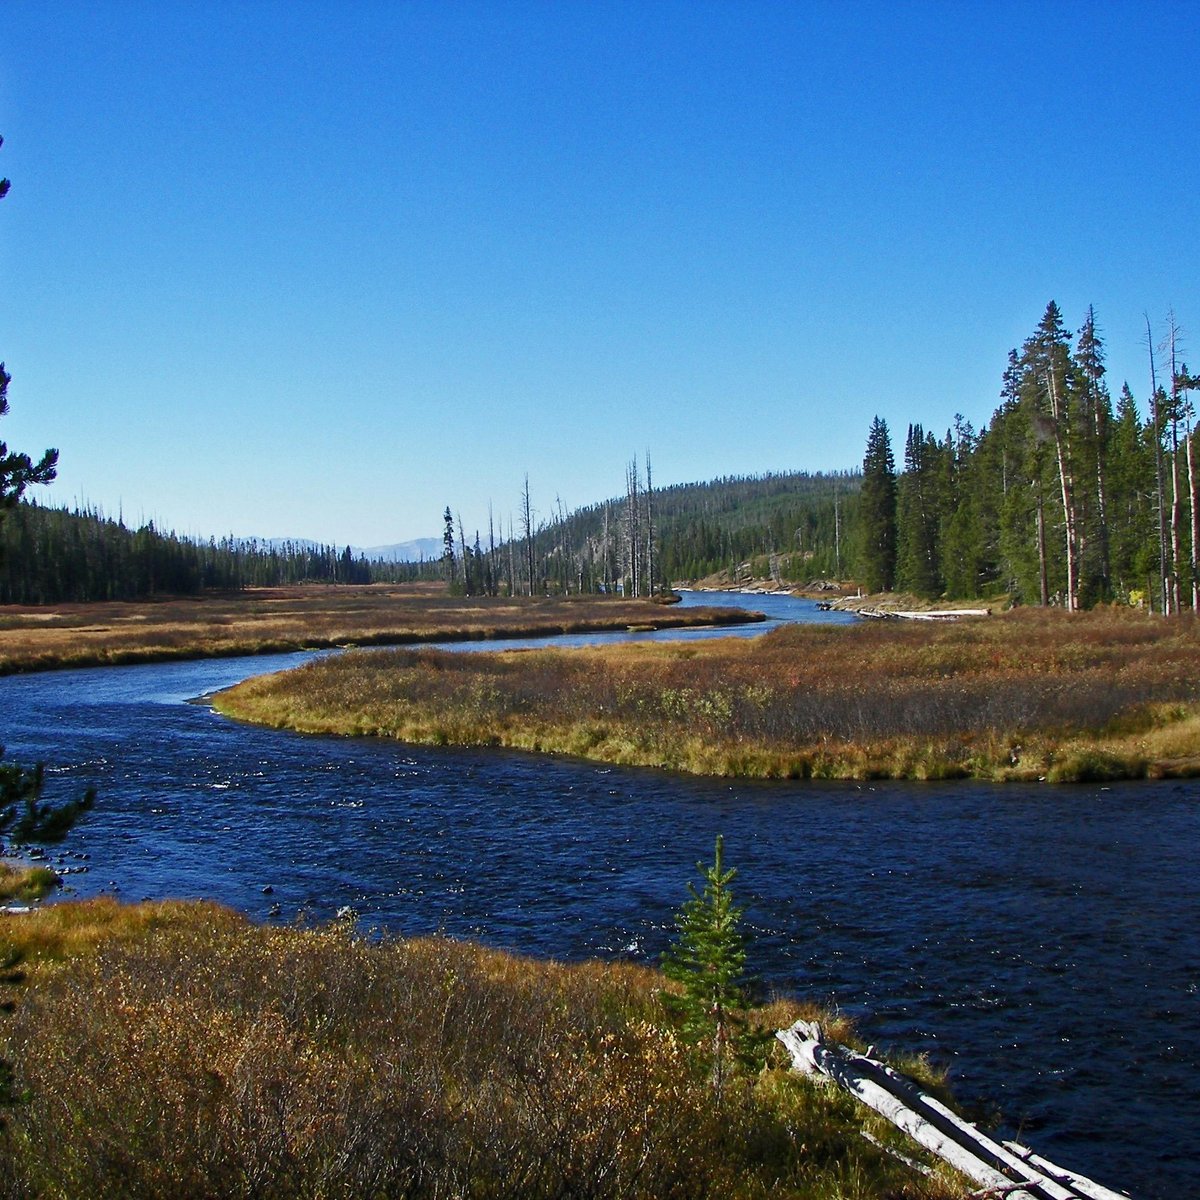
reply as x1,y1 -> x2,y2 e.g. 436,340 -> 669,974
858,416 -> 897,593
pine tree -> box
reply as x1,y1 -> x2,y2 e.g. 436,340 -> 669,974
1108,383 -> 1156,599
858,416 -> 897,593
896,423 -> 942,598
661,835 -> 755,1102
1074,306 -> 1113,601
940,417 -> 985,599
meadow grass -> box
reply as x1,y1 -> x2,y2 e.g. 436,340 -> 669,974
216,606 -> 1200,781
0,583 -> 758,675
0,863 -> 59,903
0,899 -> 966,1200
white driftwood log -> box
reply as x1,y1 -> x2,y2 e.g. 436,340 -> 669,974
775,1020 -> 1128,1200
1002,1143 -> 1131,1200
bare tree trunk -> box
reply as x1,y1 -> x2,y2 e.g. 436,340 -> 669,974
625,459 -> 641,597
1188,428 -> 1199,611
456,512 -> 469,594
1046,369 -> 1079,610
834,483 -> 842,577
521,475 -> 535,596
488,504 -> 497,596
1167,314 -> 1185,611
645,452 -> 655,597
602,503 -> 611,593
1147,315 -> 1170,613
1092,402 -> 1110,596
1036,480 -> 1049,607
507,514 -> 517,597
1171,437 -> 1182,614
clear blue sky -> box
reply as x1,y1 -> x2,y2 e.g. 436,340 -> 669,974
2,1 -> 1197,548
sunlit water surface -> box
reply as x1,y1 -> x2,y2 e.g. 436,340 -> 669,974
0,593 -> 1195,1198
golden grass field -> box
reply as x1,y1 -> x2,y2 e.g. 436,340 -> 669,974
0,899 -> 966,1200
216,605 -> 1200,782
0,583 -> 758,675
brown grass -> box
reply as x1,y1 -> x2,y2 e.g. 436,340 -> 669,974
0,583 -> 759,675
0,900 -> 964,1199
216,606 -> 1200,781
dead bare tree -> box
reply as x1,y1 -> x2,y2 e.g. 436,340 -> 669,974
520,475 -> 535,596
1147,314 -> 1170,613
645,451 -> 655,596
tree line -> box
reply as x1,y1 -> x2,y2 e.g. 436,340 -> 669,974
856,301 -> 1197,610
0,501 -> 425,604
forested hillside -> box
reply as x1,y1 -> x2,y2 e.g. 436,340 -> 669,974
856,303 -> 1195,612
1,466 -> 857,606
440,467 -> 859,599
0,503 -> 420,604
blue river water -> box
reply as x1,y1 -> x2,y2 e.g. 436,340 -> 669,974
0,592 -> 1195,1198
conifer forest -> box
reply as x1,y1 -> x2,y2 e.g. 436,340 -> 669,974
0,302 -> 1191,613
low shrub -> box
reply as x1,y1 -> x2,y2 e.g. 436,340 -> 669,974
0,901 -> 963,1200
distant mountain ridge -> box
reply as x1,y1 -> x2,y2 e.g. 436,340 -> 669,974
361,537 -> 442,563
245,536 -> 442,563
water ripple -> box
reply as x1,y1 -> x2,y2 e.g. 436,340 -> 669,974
0,641 -> 1196,1198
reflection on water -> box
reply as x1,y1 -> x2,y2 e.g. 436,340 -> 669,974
0,602 -> 1196,1198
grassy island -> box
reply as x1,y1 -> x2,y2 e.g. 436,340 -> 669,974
0,899 -> 966,1199
0,584 -> 759,675
216,606 -> 1200,781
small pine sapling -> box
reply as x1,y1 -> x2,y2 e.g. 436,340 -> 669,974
661,834 -> 757,1102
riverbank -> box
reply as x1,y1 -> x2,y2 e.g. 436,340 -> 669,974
0,584 -> 761,675
215,606 -> 1200,781
0,859 -> 58,903
0,898 -> 966,1199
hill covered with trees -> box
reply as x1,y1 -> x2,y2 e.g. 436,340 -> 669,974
437,465 -> 858,600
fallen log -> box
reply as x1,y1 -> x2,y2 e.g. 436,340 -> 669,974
775,1020 -> 1128,1200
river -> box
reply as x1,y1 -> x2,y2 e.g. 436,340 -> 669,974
0,592 -> 1195,1198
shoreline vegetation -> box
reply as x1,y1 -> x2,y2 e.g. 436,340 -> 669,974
0,861 -> 58,903
216,605 -> 1200,782
0,583 -> 761,676
0,898 -> 968,1199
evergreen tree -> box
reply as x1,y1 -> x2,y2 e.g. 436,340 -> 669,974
939,417 -> 985,599
661,835 -> 755,1103
1108,383 -> 1156,599
896,423 -> 942,598
858,416 -> 897,592
1074,306 -> 1113,601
